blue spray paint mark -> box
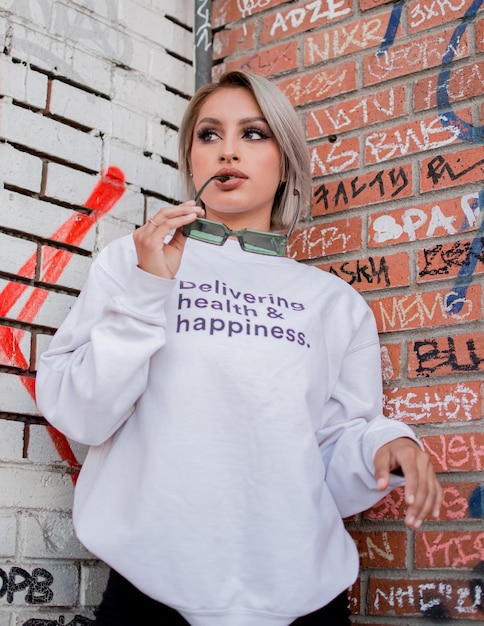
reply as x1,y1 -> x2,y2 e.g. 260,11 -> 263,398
376,0 -> 404,55
446,190 -> 484,314
468,485 -> 484,518
373,0 -> 483,314
434,0 -> 484,313
437,0 -> 484,143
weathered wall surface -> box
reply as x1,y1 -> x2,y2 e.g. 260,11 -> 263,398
1,0 -> 483,624
211,1 -> 484,624
0,0 -> 194,623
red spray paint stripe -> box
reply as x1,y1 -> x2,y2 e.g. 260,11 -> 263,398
0,341 -> 82,472
1,166 -> 125,316
0,166 -> 126,479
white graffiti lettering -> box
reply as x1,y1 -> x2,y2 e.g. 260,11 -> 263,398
384,383 -> 479,422
270,0 -> 350,37
371,192 -> 479,243
310,141 -> 358,176
367,37 -> 465,81
366,114 -> 462,163
237,0 -> 271,19
410,0 -> 467,29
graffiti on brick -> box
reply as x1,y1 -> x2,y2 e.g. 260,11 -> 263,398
0,567 -> 53,604
370,192 -> 479,244
373,286 -> 480,332
384,382 -> 479,423
305,15 -> 389,64
269,0 -> 351,37
419,532 -> 484,569
23,617 -> 93,626
469,485 -> 484,518
412,336 -> 484,376
371,577 -> 484,618
1,567 -> 95,624
419,239 -> 484,280
289,219 -> 358,260
426,153 -> 484,186
423,152 -> 484,317
308,88 -> 400,139
366,112 -> 464,163
368,30 -> 466,82
376,0 -> 403,55
314,166 -> 409,212
237,0 -> 272,20
433,0 -> 484,314
310,140 -> 359,176
368,480 -> 484,523
355,531 -> 398,566
416,62 -> 484,110
436,0 -> 484,142
410,0 -> 471,29
327,257 -> 391,287
423,433 -> 484,472
0,167 -> 125,479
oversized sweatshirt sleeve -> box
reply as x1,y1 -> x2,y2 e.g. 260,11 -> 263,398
317,304 -> 420,519
35,238 -> 176,446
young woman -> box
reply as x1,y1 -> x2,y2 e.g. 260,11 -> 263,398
36,70 -> 441,625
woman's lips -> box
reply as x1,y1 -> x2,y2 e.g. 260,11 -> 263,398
214,176 -> 246,191
213,169 -> 247,191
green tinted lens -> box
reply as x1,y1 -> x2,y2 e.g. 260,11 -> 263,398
184,219 -> 227,245
241,231 -> 287,256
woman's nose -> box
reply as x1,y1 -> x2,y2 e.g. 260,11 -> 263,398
218,137 -> 239,163
219,152 -> 239,163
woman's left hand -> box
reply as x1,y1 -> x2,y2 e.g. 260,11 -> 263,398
373,438 -> 442,529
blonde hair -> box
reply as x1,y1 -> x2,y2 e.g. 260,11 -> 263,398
178,70 -> 311,231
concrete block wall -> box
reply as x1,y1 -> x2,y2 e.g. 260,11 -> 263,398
212,0 -> 484,623
0,0 -> 194,623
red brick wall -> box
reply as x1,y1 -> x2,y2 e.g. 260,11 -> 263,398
212,0 -> 484,623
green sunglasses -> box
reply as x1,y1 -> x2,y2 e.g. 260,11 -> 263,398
182,176 -> 300,257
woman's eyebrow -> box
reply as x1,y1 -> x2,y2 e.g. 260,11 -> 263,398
239,116 -> 268,125
196,116 -> 268,126
196,117 -> 220,126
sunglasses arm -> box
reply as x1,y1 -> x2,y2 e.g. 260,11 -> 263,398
193,175 -> 231,203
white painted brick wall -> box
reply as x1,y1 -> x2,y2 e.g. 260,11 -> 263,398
0,101 -> 103,170
0,56 -> 48,108
0,466 -> 73,509
0,421 -> 24,461
0,142 -> 43,193
28,424 -> 89,466
0,234 -> 38,276
0,1 -> 195,620
49,79 -> 113,132
10,23 -> 113,95
0,190 -> 97,251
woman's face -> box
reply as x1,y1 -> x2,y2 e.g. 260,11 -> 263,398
190,86 -> 282,231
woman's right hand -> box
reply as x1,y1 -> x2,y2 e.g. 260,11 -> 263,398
133,201 -> 204,279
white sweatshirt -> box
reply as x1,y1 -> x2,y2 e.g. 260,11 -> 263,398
36,234 -> 416,626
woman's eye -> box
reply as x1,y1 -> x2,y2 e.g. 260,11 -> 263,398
243,127 -> 270,140
197,129 -> 219,142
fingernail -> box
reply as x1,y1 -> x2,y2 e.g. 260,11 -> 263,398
406,515 -> 415,526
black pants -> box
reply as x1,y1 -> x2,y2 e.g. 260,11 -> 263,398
93,569 -> 351,625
